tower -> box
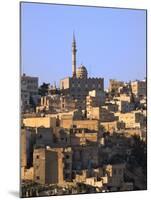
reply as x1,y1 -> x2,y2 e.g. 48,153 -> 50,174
72,33 -> 77,78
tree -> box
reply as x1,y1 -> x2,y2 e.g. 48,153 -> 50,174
131,135 -> 147,170
38,82 -> 50,96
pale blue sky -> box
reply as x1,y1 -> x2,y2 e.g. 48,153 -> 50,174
21,2 -> 146,88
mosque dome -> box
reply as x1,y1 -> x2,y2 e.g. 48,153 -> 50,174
76,64 -> 88,79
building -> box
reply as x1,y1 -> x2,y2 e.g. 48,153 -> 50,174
115,111 -> 146,129
72,145 -> 99,170
131,79 -> 146,98
118,83 -> 131,95
114,93 -> 133,103
60,73 -> 104,103
104,164 -> 125,188
73,119 -> 99,131
21,167 -> 34,181
35,127 -> 54,147
21,129 -> 27,168
112,93 -> 135,113
61,117 -> 99,131
86,90 -> 105,108
116,101 -> 134,113
33,147 -> 72,185
23,116 -> 57,129
70,128 -> 99,146
100,121 -> 125,132
36,94 -> 77,113
21,73 -> 39,112
60,35 -> 104,109
102,103 -> 118,112
22,128 -> 37,167
109,79 -> 124,93
87,106 -> 116,122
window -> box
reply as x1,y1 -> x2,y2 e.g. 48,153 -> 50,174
22,80 -> 26,85
66,155 -> 70,159
64,163 -> 70,169
39,134 -> 42,139
36,155 -> 39,159
64,173 -> 70,179
113,169 -> 116,175
36,176 -> 40,180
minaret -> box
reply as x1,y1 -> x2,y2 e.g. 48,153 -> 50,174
72,32 -> 77,78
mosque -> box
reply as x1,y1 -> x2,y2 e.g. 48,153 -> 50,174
60,34 -> 104,100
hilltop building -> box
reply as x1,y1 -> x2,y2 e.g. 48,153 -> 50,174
131,79 -> 146,98
33,147 -> 72,185
60,34 -> 104,109
21,73 -> 39,112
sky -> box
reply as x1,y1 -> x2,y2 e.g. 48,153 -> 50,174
21,2 -> 146,89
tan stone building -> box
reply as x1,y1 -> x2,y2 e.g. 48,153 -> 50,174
86,90 -> 105,108
72,145 -> 98,170
61,117 -> 99,131
23,116 -> 57,128
112,93 -> 135,113
21,167 -> 34,181
21,73 -> 39,111
87,106 -> 115,122
21,129 -> 27,168
131,79 -> 146,98
35,127 -> 54,147
104,164 -> 125,187
116,100 -> 134,113
103,103 -> 118,112
60,35 -> 104,109
60,75 -> 104,102
73,119 -> 99,131
114,93 -> 132,102
109,79 -> 124,93
100,121 -> 125,132
115,111 -> 145,129
70,129 -> 98,146
36,94 -> 77,113
21,128 -> 34,181
33,147 -> 72,185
